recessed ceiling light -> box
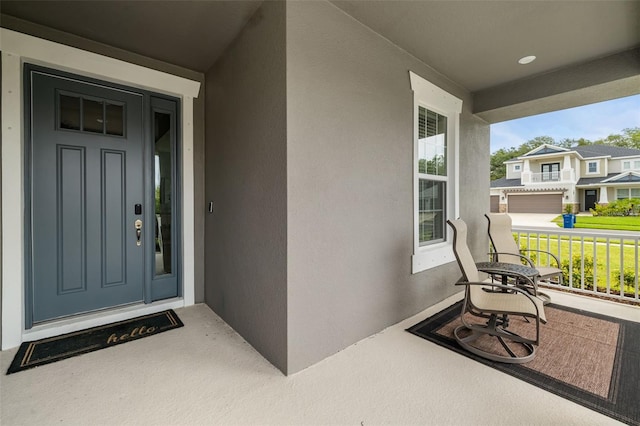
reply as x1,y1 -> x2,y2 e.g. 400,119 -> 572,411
518,55 -> 536,65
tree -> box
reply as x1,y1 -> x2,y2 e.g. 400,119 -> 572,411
593,127 -> 640,149
490,136 -> 554,180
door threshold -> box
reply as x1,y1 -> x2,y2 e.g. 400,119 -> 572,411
20,298 -> 185,346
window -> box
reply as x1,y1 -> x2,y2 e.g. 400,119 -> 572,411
617,188 -> 629,199
410,71 -> 462,273
58,91 -> 125,137
514,164 -> 521,171
541,163 -> 560,181
418,107 -> 447,245
587,161 -> 598,174
617,188 -> 640,199
622,160 -> 640,170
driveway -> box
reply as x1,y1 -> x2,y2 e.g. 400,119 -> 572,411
507,213 -> 560,229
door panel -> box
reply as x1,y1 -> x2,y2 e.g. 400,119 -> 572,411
30,70 -> 145,323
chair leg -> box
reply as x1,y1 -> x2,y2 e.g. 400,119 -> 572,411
454,314 -> 537,364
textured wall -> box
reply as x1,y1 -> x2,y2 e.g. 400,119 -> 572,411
204,1 -> 288,372
285,1 -> 490,374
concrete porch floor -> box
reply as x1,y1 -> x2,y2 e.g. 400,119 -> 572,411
2,290 -> 638,425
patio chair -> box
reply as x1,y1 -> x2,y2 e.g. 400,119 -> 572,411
485,213 -> 562,305
447,219 -> 546,364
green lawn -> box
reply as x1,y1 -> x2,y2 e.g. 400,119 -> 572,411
516,233 -> 639,297
551,215 -> 640,232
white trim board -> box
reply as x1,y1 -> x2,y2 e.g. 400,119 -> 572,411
1,29 -> 201,349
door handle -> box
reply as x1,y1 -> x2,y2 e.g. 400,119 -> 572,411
135,219 -> 143,246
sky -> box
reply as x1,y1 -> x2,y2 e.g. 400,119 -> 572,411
490,94 -> 640,153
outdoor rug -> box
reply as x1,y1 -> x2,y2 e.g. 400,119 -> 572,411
407,301 -> 640,425
7,310 -> 183,374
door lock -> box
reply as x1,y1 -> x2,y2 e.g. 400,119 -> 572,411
135,219 -> 143,246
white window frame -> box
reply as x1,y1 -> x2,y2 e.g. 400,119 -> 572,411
409,71 -> 462,274
514,164 -> 521,172
617,188 -> 640,199
587,160 -> 599,174
617,188 -> 630,199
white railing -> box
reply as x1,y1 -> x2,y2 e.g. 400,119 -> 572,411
510,226 -> 640,304
530,171 -> 561,182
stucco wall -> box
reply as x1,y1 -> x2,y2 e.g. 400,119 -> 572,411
285,1 -> 490,374
204,1 -> 289,372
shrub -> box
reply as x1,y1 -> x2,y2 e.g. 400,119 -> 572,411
561,256 -> 594,289
612,269 -> 638,296
591,198 -> 640,216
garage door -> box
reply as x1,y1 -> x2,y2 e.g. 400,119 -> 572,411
490,196 -> 500,213
508,194 -> 562,214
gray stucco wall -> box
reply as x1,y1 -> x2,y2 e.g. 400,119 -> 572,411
204,1 -> 289,372
285,2 -> 490,374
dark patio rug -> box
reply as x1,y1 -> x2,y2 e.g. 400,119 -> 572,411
7,310 -> 183,374
407,301 -> 640,425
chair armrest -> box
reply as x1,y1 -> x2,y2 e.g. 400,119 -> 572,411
520,249 -> 561,267
456,280 -> 544,321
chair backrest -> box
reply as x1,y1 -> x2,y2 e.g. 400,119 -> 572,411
485,213 -> 522,265
447,219 -> 480,283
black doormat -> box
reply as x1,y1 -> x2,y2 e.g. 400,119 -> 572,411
7,310 -> 183,374
407,302 -> 640,426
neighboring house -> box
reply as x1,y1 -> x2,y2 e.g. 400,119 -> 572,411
1,1 -> 638,376
490,144 -> 640,213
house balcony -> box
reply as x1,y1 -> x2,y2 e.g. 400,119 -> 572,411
521,170 -> 576,184
530,171 -> 561,182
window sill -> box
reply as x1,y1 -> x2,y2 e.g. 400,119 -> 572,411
412,243 -> 455,274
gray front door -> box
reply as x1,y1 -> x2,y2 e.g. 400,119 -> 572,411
29,70 -> 145,323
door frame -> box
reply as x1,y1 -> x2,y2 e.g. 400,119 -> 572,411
1,29 -> 200,349
24,65 -> 183,327
584,189 -> 598,211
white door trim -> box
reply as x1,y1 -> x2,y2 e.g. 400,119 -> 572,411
1,29 -> 201,349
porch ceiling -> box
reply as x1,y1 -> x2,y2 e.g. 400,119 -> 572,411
1,1 -> 639,92
0,0 -> 263,73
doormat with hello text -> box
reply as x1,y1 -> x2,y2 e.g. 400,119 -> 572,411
7,310 -> 183,374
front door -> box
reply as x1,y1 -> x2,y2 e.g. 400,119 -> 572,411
585,189 -> 598,211
29,69 -> 145,323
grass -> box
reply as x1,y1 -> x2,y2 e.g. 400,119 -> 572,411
551,215 -> 640,231
515,233 -> 639,297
